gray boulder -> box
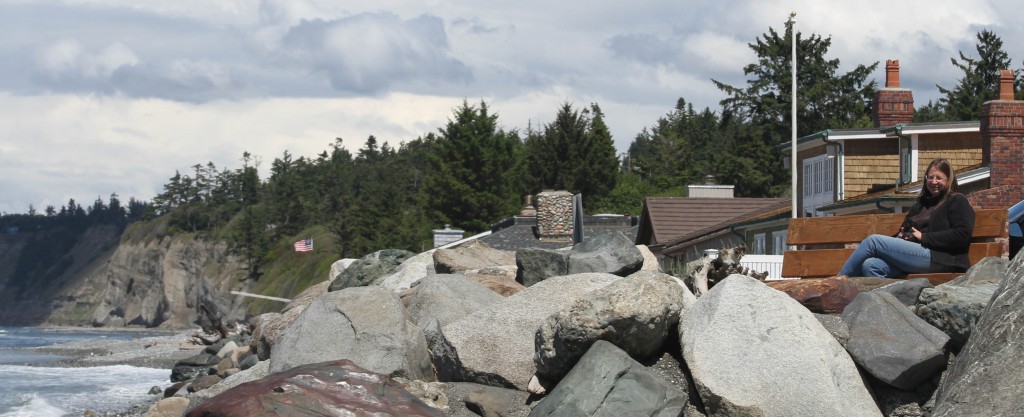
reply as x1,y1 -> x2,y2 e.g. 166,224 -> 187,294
813,313 -> 851,347
842,291 -> 949,390
438,273 -> 621,390
566,232 -> 644,276
328,249 -> 415,291
950,256 -> 1007,285
269,286 -> 433,381
406,274 -> 504,327
515,248 -> 569,287
636,244 -> 662,272
931,252 -> 1024,417
378,251 -> 436,292
875,278 -> 932,306
329,258 -> 357,282
434,240 -> 516,274
185,360 -> 271,412
530,340 -> 688,417
534,272 -> 685,381
913,282 -> 998,350
249,280 -> 330,360
680,275 -> 880,417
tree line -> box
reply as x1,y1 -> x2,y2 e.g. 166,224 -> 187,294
2,23 -> 1018,280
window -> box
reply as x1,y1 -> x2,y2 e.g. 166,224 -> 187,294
771,231 -> 788,255
802,154 -> 836,217
753,233 -> 766,255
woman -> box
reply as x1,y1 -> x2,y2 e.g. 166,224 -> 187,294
839,158 -> 975,278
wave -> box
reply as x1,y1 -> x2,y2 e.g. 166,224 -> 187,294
0,393 -> 65,417
0,364 -> 168,416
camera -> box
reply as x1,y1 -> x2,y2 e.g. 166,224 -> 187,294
900,219 -> 916,240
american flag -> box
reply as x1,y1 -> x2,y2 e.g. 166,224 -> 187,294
294,238 -> 313,252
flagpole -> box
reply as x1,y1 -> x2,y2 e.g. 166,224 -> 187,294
789,12 -> 798,219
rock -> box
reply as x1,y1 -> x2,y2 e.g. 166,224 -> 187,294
629,270 -> 697,309
949,256 -> 1007,285
187,375 -> 222,393
417,317 -> 461,382
534,272 -> 684,381
813,313 -> 850,347
393,377 -> 450,412
379,251 -> 437,292
215,340 -> 238,358
269,286 -> 433,381
931,252 -> 1024,417
636,244 -> 661,271
680,275 -> 880,417
515,248 -> 569,287
913,281 -> 998,350
442,383 -> 532,417
329,249 -> 416,291
185,360 -> 270,412
434,240 -> 516,274
238,354 -> 258,370
766,276 -> 860,313
250,281 -> 329,360
146,397 -> 189,417
185,360 -> 443,417
875,278 -> 933,306
848,277 -> 906,292
842,291 -> 950,389
566,232 -> 643,276
214,357 -> 233,377
406,274 -> 504,327
438,273 -> 621,390
530,340 -> 688,417
462,268 -> 525,296
329,258 -> 358,281
163,381 -> 188,398
171,353 -> 219,382
148,386 -> 162,395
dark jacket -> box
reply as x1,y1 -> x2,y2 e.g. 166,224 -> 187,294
902,192 -> 975,272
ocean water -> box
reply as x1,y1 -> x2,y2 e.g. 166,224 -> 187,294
0,327 -> 172,417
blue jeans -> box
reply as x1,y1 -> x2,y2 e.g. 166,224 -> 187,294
839,234 -> 932,278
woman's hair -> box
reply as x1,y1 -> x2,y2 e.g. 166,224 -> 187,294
920,157 -> 959,205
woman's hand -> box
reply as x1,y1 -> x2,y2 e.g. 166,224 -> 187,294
904,227 -> 922,242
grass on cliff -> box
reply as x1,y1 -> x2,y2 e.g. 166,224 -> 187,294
244,226 -> 338,316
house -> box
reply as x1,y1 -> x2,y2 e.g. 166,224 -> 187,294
782,59 -> 1023,217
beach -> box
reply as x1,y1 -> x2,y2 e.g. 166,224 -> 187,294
1,327 -> 203,417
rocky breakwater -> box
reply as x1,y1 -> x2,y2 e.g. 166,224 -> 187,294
151,234 -> 1024,417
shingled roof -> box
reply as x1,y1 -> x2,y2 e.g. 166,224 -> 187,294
635,197 -> 789,247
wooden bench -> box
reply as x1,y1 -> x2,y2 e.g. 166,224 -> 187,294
781,209 -> 1007,285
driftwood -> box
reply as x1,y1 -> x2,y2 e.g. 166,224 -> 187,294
687,246 -> 768,297
199,304 -> 229,339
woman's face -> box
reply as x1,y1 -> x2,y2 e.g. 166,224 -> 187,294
926,166 -> 948,195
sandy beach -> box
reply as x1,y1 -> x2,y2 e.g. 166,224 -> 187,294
26,328 -> 202,369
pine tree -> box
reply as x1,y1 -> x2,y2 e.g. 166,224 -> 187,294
935,29 -> 1020,121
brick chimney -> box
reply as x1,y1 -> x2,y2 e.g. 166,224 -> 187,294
535,190 -> 573,242
972,69 -> 1024,210
872,59 -> 915,127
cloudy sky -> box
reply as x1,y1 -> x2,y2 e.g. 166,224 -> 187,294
1,0 -> 1022,214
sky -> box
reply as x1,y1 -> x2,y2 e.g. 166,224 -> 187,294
1,0 -> 1022,214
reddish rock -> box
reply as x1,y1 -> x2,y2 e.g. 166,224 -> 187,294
767,277 -> 860,313
186,360 -> 443,417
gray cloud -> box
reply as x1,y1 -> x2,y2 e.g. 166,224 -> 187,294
279,12 -> 473,94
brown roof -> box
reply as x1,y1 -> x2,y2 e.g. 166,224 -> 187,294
658,200 -> 791,255
636,197 -> 788,246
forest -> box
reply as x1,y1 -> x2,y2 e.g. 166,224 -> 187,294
2,24 -> 1019,280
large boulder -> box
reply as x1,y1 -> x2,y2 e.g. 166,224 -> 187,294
931,253 -> 1024,417
636,244 -> 661,271
379,251 -> 436,292
874,278 -> 932,306
185,360 -> 443,417
530,340 -> 689,417
269,286 -> 433,381
406,274 -> 504,327
534,272 -> 685,381
462,268 -> 525,296
433,240 -> 516,274
329,249 -> 415,291
913,257 -> 1007,349
329,258 -> 358,282
680,275 -> 880,417
566,232 -> 644,276
186,360 -> 271,412
842,291 -> 949,390
766,275 -> 860,313
438,273 -> 621,390
249,280 -> 330,360
515,248 -> 570,287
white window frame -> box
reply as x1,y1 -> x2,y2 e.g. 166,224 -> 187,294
753,233 -> 767,255
771,230 -> 788,255
802,154 -> 835,217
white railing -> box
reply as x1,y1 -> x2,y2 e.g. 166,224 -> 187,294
739,254 -> 794,281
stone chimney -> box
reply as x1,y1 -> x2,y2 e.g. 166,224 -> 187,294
971,69 -> 1024,210
535,190 -> 573,242
872,59 -> 915,127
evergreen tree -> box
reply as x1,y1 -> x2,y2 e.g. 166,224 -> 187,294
426,100 -> 525,234
526,102 -> 619,208
934,29 -> 1021,121
712,19 -> 877,196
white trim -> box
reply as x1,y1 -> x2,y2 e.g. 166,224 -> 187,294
904,169 -> 990,193
828,133 -> 887,140
911,135 -> 919,183
898,126 -> 979,135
